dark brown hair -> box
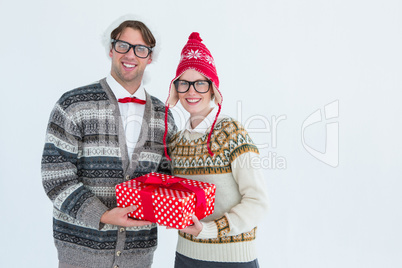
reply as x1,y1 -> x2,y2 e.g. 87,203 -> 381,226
111,20 -> 156,48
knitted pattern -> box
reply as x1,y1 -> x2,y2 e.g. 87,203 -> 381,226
42,78 -> 177,268
170,118 -> 259,176
179,226 -> 257,244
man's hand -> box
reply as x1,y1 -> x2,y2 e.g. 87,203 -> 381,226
100,205 -> 152,227
173,215 -> 203,237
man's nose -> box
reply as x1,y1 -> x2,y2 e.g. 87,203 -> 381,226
125,47 -> 137,58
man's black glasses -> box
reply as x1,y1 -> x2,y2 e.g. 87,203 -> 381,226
111,39 -> 153,58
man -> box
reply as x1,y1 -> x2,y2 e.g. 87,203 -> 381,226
41,19 -> 177,268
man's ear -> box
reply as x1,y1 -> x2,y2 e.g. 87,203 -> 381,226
109,48 -> 113,58
147,55 -> 152,64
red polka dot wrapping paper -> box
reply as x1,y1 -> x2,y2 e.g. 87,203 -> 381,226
115,172 -> 216,229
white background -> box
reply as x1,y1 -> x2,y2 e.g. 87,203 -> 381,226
1,0 -> 401,267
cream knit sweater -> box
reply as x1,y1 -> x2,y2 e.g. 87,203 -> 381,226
169,112 -> 269,263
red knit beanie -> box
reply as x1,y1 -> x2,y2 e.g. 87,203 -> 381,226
164,32 -> 223,161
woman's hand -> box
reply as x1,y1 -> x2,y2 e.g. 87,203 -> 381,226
176,215 -> 203,237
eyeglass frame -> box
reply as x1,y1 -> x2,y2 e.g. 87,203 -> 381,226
111,39 -> 153,58
174,79 -> 212,93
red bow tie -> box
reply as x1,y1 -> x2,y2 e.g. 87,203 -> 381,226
118,97 -> 146,105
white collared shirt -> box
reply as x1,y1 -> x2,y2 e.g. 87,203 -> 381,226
185,107 -> 220,134
106,74 -> 146,160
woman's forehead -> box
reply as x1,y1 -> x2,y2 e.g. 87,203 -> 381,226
179,69 -> 207,80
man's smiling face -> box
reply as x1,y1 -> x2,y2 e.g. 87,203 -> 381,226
109,27 -> 152,92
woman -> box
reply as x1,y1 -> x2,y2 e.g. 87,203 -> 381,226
163,32 -> 269,267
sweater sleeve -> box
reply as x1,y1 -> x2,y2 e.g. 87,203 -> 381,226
197,152 -> 269,238
224,151 -> 269,235
41,103 -> 109,230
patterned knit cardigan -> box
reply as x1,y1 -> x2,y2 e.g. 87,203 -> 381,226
41,78 -> 177,268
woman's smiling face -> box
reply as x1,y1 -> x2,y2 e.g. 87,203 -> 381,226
177,69 -> 213,119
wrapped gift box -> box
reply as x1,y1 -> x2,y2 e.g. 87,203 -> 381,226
115,172 -> 216,229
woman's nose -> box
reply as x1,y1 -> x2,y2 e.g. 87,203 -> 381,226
187,84 -> 197,94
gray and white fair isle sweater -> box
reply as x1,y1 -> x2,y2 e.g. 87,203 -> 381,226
41,78 -> 176,268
